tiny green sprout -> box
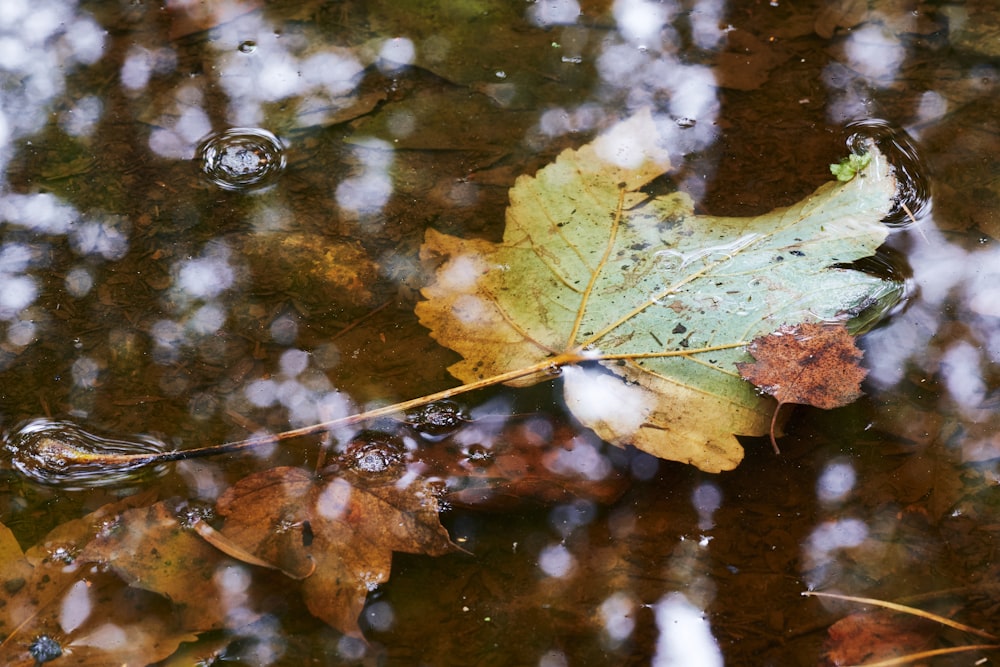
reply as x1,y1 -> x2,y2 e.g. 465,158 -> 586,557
829,151 -> 872,182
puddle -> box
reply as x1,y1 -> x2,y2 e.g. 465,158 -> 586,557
1,0 -> 999,664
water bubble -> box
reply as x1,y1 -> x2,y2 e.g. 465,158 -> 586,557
238,41 -> 257,54
3,418 -> 169,488
29,635 -> 63,664
406,400 -> 469,440
844,119 -> 929,226
197,128 -> 286,192
342,432 -> 404,477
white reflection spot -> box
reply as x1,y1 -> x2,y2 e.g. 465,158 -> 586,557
215,564 -> 252,594
561,366 -> 654,438
65,266 -> 94,297
538,543 -> 575,578
245,379 -> 277,408
816,460 -> 856,504
59,579 -> 92,633
692,483 -> 722,531
528,0 -> 581,27
539,651 -> 569,667
176,248 -> 235,299
72,356 -> 100,388
336,173 -> 393,215
0,275 -> 37,319
270,314 -> 298,345
941,341 -> 986,409
842,25 -> 905,85
280,348 -> 310,377
378,37 -> 415,72
364,600 -> 395,632
75,623 -> 128,650
652,592 -> 723,667
317,477 -> 352,519
545,437 -> 611,480
613,0 -> 672,46
806,518 -> 868,561
7,319 -> 35,347
60,95 -> 102,137
600,591 -> 636,643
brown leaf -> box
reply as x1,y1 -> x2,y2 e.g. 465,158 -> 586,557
412,415 -> 630,510
822,609 -> 937,666
737,322 -> 867,410
76,499 -> 246,631
736,322 -> 867,452
0,494 -> 200,666
214,463 -> 458,637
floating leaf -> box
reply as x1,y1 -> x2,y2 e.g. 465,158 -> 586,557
736,322 -> 867,451
213,462 -> 458,637
417,108 -> 901,471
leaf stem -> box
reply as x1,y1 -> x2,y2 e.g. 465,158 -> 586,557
28,342 -> 748,474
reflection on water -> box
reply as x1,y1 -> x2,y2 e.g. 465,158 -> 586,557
1,0 -> 999,664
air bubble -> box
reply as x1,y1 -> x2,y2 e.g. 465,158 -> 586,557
406,400 -> 469,440
342,432 -> 404,477
197,128 -> 286,192
238,41 -> 257,54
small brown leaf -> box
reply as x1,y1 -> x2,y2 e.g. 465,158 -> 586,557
77,499 -> 245,631
214,462 -> 458,637
736,322 -> 867,452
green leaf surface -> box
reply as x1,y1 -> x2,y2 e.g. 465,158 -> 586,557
417,109 -> 901,471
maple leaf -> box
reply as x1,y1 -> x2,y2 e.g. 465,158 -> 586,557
208,457 -> 458,637
416,108 -> 902,472
736,322 -> 868,452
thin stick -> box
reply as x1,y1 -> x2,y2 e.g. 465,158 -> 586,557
803,591 -> 999,641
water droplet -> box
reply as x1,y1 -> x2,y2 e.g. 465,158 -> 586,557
238,40 -> 257,54
3,418 -> 168,488
197,128 -> 286,192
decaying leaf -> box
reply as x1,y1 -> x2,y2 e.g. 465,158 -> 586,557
417,108 -> 901,472
737,322 -> 867,451
76,499 -> 244,631
0,494 -> 201,667
213,463 -> 458,637
822,609 -> 937,666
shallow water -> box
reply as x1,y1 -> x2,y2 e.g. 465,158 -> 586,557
1,0 -> 999,665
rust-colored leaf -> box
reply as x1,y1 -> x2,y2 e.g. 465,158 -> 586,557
214,461 -> 458,637
736,322 -> 867,452
822,610 -> 937,666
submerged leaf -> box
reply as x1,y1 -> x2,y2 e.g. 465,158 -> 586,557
0,494 -> 199,666
417,108 -> 901,471
213,464 -> 458,637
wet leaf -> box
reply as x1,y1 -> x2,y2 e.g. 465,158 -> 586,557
737,323 -> 867,410
737,323 -> 867,452
414,414 -> 631,510
417,109 -> 900,471
822,609 -> 937,666
0,494 -> 199,666
76,499 -> 242,631
213,464 -> 458,636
